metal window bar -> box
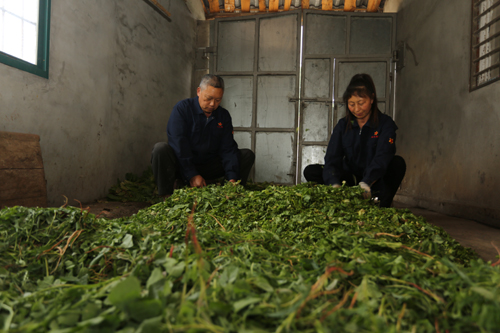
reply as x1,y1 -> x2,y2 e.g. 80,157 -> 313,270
473,15 -> 500,34
473,30 -> 500,48
474,0 -> 500,9
473,0 -> 500,18
470,0 -> 500,90
473,46 -> 500,62
473,62 -> 500,77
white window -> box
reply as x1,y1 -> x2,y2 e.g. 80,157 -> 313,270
0,0 -> 50,78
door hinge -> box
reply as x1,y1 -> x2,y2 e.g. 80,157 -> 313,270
202,46 -> 216,60
393,41 -> 406,72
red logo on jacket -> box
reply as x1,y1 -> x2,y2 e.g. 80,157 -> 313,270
217,122 -> 223,128
371,131 -> 379,139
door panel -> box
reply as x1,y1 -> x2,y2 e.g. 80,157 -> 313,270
234,131 -> 252,149
258,15 -> 298,72
304,14 -> 346,55
255,132 -> 295,183
215,13 -> 300,184
298,12 -> 395,184
221,76 -> 253,127
378,102 -> 386,114
256,76 -> 296,128
214,12 -> 394,185
217,20 -> 255,72
337,61 -> 388,99
300,145 -> 327,183
302,102 -> 330,142
303,59 -> 331,99
334,103 -> 346,127
349,17 -> 393,55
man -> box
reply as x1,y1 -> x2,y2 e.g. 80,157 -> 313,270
151,74 -> 255,197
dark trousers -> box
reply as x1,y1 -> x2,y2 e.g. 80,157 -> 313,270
303,155 -> 406,208
151,142 -> 255,196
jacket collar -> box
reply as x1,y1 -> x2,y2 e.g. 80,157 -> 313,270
351,111 -> 378,129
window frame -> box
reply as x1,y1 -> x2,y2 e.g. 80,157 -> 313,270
470,0 -> 500,91
0,0 -> 51,79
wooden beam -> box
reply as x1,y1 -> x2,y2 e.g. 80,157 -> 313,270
142,0 -> 171,18
302,0 -> 310,9
322,0 -> 332,10
283,0 -> 292,11
284,0 -> 292,11
224,0 -> 235,12
241,0 -> 250,12
209,0 -> 220,14
259,0 -> 267,12
200,0 -> 208,15
269,0 -> 279,12
367,0 -> 382,12
207,7 -> 349,18
344,0 -> 356,12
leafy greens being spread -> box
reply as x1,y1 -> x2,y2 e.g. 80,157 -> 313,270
1,183 -> 499,332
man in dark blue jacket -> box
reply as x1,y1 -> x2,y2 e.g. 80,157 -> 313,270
151,75 -> 255,196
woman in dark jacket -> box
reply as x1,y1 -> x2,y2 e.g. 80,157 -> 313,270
303,74 -> 406,208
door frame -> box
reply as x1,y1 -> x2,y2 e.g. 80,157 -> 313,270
212,12 -> 302,184
296,10 -> 397,184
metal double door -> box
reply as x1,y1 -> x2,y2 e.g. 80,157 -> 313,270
213,10 -> 396,184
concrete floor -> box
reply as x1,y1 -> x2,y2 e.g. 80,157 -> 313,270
394,202 -> 500,263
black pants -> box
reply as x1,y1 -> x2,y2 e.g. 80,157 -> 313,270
303,155 -> 406,208
151,142 -> 255,196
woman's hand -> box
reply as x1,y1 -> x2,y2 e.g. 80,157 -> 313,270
359,182 -> 371,199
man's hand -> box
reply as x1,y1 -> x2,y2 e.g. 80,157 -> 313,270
190,175 -> 206,188
332,184 -> 341,188
359,182 -> 371,199
229,179 -> 236,184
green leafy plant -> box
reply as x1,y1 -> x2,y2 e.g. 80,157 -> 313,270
107,167 -> 160,203
0,183 -> 499,332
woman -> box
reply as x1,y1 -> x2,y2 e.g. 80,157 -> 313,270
303,73 -> 406,208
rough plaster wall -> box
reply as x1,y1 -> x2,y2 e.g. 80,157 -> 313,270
383,0 -> 410,13
395,0 -> 500,225
184,0 -> 206,20
0,0 -> 196,206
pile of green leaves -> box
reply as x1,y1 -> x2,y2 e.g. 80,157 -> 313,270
105,168 -> 276,204
1,183 -> 499,332
107,168 -> 159,203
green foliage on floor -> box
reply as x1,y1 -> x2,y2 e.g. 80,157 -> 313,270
107,167 -> 160,203
1,183 -> 499,332
105,167 -> 273,203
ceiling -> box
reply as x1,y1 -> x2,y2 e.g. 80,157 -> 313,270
146,0 -> 406,21
201,0 -> 393,18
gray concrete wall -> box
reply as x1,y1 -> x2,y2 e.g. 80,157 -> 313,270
383,0 -> 411,13
0,0 -> 196,206
394,0 -> 500,227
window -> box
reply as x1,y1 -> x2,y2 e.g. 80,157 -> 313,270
0,0 -> 51,78
470,0 -> 500,90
